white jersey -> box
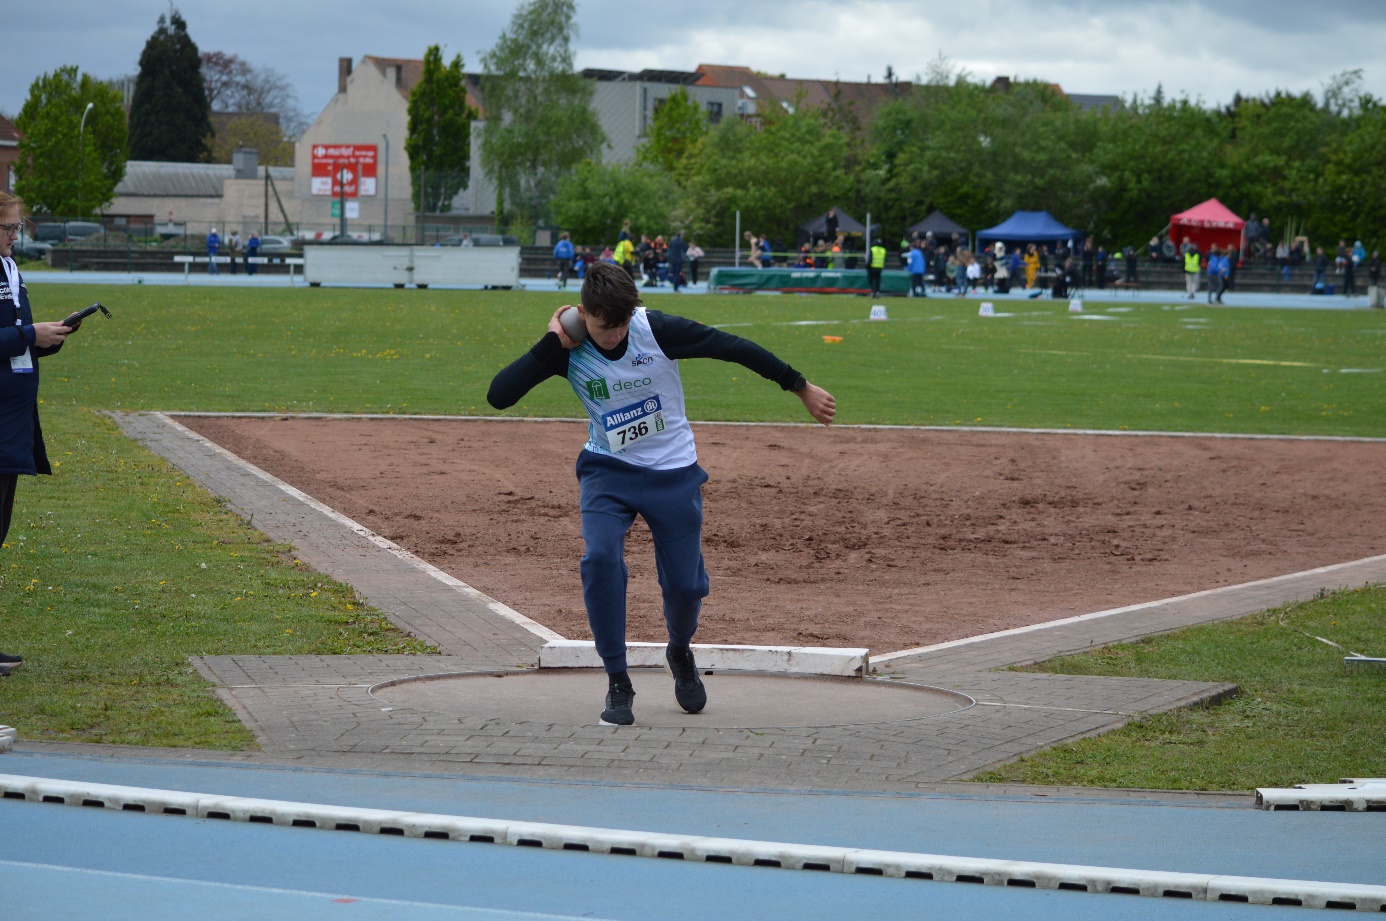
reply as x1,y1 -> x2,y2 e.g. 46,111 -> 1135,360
567,306 -> 697,470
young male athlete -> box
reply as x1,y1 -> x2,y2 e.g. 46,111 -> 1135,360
487,262 -> 836,725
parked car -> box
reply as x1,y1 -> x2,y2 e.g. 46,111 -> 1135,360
11,233 -> 52,262
32,221 -> 104,244
254,235 -> 300,254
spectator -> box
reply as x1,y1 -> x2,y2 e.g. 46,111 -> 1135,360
653,235 -> 669,284
1123,245 -> 1138,283
1352,240 -> 1367,266
576,246 -> 592,279
686,240 -> 704,285
637,235 -> 658,287
1369,251 -> 1381,289
1095,244 -> 1108,289
1276,239 -> 1291,281
993,243 -> 1011,294
1342,252 -> 1356,296
1206,244 -> 1226,304
1147,236 -> 1160,262
907,240 -> 927,297
824,207 -> 838,244
667,231 -> 687,293
1023,243 -> 1040,289
795,244 -> 813,269
614,236 -> 635,279
206,227 -> 220,275
459,233 -> 474,247
1080,240 -> 1095,287
245,231 -> 260,275
617,219 -> 632,243
1335,239 -> 1348,271
227,230 -> 241,274
1225,245 -> 1237,291
1312,246 -> 1328,291
965,251 -> 982,291
599,245 -> 615,264
953,249 -> 970,297
553,232 -> 575,290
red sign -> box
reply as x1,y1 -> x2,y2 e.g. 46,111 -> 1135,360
310,144 -> 377,197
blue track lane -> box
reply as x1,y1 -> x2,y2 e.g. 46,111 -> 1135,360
4,752 -> 1382,920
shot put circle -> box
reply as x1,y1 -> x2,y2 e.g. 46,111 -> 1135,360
370,669 -> 972,729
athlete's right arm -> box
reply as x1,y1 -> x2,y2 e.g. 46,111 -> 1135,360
486,333 -> 570,410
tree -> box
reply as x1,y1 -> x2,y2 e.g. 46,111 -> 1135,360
635,87 -> 708,184
201,51 -> 307,138
479,0 -> 605,225
128,9 -> 212,162
684,107 -> 852,245
207,113 -> 294,166
406,45 -> 477,214
14,66 -> 127,216
553,161 -> 682,244
1319,102 -> 1386,244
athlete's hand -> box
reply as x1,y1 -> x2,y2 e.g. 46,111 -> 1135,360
798,382 -> 836,426
549,305 -> 581,350
32,322 -> 71,348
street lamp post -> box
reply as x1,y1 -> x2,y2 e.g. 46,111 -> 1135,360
381,133 -> 389,243
77,101 -> 94,216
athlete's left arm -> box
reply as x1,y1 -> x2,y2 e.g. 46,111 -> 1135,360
648,310 -> 835,426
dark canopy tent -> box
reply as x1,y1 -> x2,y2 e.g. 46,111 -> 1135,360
977,211 -> 1083,246
907,210 -> 969,238
797,207 -> 868,244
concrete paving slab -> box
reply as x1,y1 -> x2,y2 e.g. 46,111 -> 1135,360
372,669 -> 971,729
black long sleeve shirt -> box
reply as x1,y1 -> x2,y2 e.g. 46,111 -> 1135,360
487,310 -> 802,410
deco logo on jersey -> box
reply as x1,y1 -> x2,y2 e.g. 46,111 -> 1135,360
583,377 -> 652,401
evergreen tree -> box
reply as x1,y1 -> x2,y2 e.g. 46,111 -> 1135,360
15,66 -> 128,216
405,46 -> 477,214
479,0 -> 605,226
128,9 -> 212,161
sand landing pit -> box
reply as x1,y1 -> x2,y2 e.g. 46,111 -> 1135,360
372,669 -> 972,729
176,416 -> 1386,654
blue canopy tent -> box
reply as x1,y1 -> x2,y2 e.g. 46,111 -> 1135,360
976,211 -> 1084,247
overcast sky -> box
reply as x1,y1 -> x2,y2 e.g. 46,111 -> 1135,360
7,0 -> 1383,122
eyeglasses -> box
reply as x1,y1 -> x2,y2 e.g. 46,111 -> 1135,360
0,223 -> 23,237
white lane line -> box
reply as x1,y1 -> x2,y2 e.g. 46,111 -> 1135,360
0,859 -> 616,919
152,413 -> 564,644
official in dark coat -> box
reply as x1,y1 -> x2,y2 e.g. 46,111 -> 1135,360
667,232 -> 687,292
0,192 -> 76,675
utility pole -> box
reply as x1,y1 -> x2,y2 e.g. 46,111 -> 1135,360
381,133 -> 389,243
77,101 -> 94,216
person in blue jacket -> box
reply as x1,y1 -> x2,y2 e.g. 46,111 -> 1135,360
907,240 -> 928,297
0,192 -> 77,677
553,232 -> 575,290
206,227 -> 221,275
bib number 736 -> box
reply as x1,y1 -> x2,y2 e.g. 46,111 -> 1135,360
602,395 -> 665,453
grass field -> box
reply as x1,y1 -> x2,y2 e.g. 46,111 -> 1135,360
3,283 -> 1384,781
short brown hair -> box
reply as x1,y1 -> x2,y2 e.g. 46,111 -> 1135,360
0,191 -> 27,220
581,262 -> 640,327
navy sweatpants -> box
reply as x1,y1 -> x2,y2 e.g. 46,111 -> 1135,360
576,450 -> 710,673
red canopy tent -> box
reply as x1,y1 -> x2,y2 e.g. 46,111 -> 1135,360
1169,198 -> 1246,255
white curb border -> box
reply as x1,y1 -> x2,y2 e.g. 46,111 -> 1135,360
1257,779 -> 1386,812
152,413 -> 563,643
539,640 -> 868,677
2,774 -> 1382,912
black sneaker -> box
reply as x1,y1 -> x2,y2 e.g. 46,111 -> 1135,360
664,646 -> 707,714
0,653 -> 20,670
600,683 -> 636,726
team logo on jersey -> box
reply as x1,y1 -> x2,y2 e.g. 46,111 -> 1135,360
630,352 -> 654,367
584,378 -> 610,400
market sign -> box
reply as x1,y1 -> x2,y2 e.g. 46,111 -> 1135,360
310,144 -> 377,197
